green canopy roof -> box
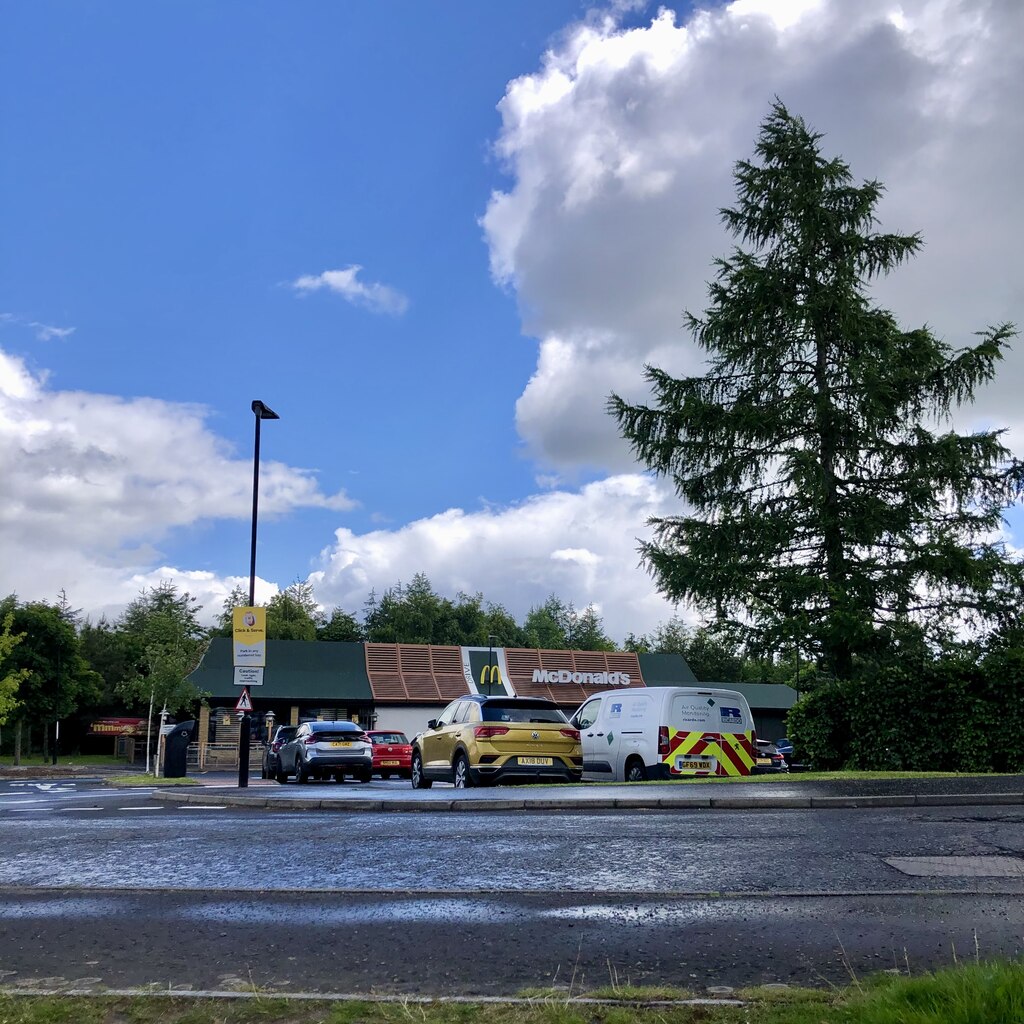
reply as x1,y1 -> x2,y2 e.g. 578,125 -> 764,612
189,638 -> 373,702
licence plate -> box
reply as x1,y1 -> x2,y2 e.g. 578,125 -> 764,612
756,757 -> 772,766
329,741 -> 354,748
677,758 -> 714,771
381,759 -> 400,766
517,756 -> 553,766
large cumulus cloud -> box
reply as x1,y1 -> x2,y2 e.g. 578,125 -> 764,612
482,0 -> 1024,473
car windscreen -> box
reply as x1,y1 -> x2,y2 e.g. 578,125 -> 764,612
482,703 -> 567,724
371,733 -> 408,744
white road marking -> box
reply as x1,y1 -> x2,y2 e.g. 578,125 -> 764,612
118,806 -> 163,811
0,799 -> 45,805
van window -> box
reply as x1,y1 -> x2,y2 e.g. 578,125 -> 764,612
575,699 -> 601,730
671,693 -> 750,733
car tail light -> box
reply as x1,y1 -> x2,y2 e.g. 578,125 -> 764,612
304,735 -> 319,745
474,726 -> 510,739
658,726 -> 670,756
560,728 -> 580,741
271,741 -> 283,752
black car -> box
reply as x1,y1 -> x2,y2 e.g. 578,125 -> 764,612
261,725 -> 297,779
752,738 -> 788,773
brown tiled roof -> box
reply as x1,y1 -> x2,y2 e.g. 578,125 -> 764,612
365,643 -> 469,702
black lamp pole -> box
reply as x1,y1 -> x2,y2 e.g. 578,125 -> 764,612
240,399 -> 279,789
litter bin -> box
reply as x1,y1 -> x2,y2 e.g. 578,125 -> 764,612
163,720 -> 197,778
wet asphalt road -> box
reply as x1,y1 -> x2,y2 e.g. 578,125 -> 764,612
0,776 -> 1022,995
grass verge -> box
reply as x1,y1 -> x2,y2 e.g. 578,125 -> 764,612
0,961 -> 1020,1024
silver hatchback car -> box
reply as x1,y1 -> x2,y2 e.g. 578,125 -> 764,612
277,721 -> 373,784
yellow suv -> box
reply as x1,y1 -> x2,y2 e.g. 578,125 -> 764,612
410,695 -> 582,788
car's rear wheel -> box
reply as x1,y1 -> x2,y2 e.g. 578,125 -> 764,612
357,769 -> 372,783
294,758 -> 307,784
453,753 -> 474,789
333,772 -> 344,783
275,771 -> 288,784
625,757 -> 647,783
411,750 -> 432,789
380,772 -> 391,780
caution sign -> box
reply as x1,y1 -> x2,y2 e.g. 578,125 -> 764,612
234,687 -> 253,713
232,607 -> 267,667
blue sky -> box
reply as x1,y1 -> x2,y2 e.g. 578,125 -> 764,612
2,0 -> 1022,642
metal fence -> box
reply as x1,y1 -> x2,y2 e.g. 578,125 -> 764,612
186,742 -> 263,771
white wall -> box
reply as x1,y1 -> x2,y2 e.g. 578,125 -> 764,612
373,704 -> 444,739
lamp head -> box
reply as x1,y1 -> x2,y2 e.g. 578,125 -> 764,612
251,400 -> 280,420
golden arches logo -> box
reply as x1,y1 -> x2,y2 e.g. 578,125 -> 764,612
479,664 -> 503,692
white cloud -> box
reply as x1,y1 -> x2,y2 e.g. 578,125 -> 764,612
1,313 -> 76,342
0,347 -> 353,616
292,266 -> 409,316
309,474 -> 688,644
482,0 -> 1024,473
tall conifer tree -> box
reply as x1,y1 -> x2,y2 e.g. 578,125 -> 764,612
611,102 -> 1023,680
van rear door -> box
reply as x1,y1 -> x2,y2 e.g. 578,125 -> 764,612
668,691 -> 755,777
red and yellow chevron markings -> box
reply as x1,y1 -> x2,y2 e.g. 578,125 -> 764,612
663,728 -> 756,777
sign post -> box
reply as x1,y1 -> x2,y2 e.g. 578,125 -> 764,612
232,608 -> 266,788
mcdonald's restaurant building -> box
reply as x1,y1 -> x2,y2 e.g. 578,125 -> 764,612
188,638 -> 798,744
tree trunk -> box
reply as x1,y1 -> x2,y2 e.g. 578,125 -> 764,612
13,719 -> 22,766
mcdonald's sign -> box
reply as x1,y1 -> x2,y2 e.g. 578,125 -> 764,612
479,663 -> 503,694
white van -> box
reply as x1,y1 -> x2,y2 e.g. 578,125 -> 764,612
570,686 -> 759,782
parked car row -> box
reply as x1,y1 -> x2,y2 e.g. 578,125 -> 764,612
261,687 -> 800,787
261,722 -> 412,784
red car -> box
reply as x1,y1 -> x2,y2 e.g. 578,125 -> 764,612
366,730 -> 413,779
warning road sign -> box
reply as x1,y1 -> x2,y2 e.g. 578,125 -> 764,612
234,688 -> 253,713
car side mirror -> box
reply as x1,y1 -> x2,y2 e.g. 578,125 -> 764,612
427,719 -> 438,730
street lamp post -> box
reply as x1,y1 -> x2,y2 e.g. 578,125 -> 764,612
240,399 -> 279,789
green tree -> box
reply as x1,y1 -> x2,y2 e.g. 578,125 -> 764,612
211,584 -> 249,638
115,582 -> 208,716
317,607 -> 365,642
0,611 -> 28,725
523,596 -> 571,649
611,102 -> 1024,681
267,580 -> 322,641
0,595 -> 103,759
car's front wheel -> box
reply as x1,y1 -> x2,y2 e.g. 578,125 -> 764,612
410,750 -> 432,789
294,758 -> 307,784
453,753 -> 475,789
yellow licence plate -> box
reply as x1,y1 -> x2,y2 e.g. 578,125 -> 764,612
756,757 -> 772,765
329,741 -> 354,748
381,759 -> 400,766
517,756 -> 553,766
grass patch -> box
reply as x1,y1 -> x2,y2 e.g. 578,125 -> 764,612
0,962 -> 1020,1024
104,773 -> 200,787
